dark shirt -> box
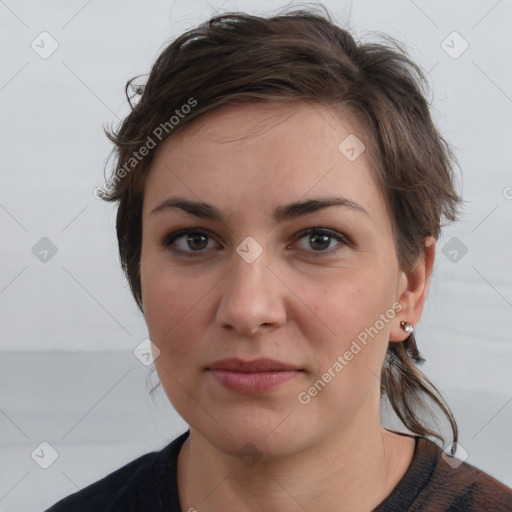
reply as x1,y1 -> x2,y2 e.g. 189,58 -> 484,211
45,430 -> 512,511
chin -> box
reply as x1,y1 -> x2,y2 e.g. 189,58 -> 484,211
189,411 -> 313,463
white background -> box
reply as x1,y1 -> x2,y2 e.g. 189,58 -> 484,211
1,1 -> 511,510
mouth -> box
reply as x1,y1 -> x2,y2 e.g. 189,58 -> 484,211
207,357 -> 300,372
206,358 -> 303,394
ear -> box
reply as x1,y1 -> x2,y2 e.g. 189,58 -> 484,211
389,236 -> 435,342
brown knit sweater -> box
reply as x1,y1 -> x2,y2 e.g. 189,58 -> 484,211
46,430 -> 512,511
373,435 -> 512,511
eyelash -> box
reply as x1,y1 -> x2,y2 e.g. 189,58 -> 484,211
162,227 -> 350,259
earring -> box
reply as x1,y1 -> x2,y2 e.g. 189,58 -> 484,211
400,321 -> 414,334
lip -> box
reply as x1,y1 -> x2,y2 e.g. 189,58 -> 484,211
208,357 -> 299,372
206,358 -> 302,393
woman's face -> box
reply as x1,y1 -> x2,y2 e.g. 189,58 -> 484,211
140,101 -> 409,458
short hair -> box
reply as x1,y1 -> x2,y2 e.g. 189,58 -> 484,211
101,5 -> 462,447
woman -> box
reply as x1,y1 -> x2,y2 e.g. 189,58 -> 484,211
46,5 -> 512,511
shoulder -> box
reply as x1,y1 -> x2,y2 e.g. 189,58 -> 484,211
380,436 -> 512,511
44,431 -> 189,512
375,435 -> 512,511
419,439 -> 512,511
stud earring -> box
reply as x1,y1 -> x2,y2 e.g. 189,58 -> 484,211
400,321 -> 414,334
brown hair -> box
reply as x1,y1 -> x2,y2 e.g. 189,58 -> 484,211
101,4 -> 462,448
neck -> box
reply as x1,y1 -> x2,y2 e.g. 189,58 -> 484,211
177,411 -> 415,512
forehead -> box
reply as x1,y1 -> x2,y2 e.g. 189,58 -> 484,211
143,101 -> 388,226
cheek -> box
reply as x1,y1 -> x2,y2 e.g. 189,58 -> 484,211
293,272 -> 397,401
140,254 -> 208,358
302,269 -> 395,341
298,280 -> 394,412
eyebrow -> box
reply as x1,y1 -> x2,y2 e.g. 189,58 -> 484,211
150,195 -> 370,223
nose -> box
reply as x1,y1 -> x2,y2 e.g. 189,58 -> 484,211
215,248 -> 287,338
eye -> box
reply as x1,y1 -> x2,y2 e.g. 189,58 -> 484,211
292,228 -> 349,257
163,227 -> 350,259
163,228 -> 218,258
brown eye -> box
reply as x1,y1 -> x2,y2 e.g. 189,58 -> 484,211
294,228 -> 349,256
183,232 -> 209,251
163,229 -> 218,257
163,227 -> 349,259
